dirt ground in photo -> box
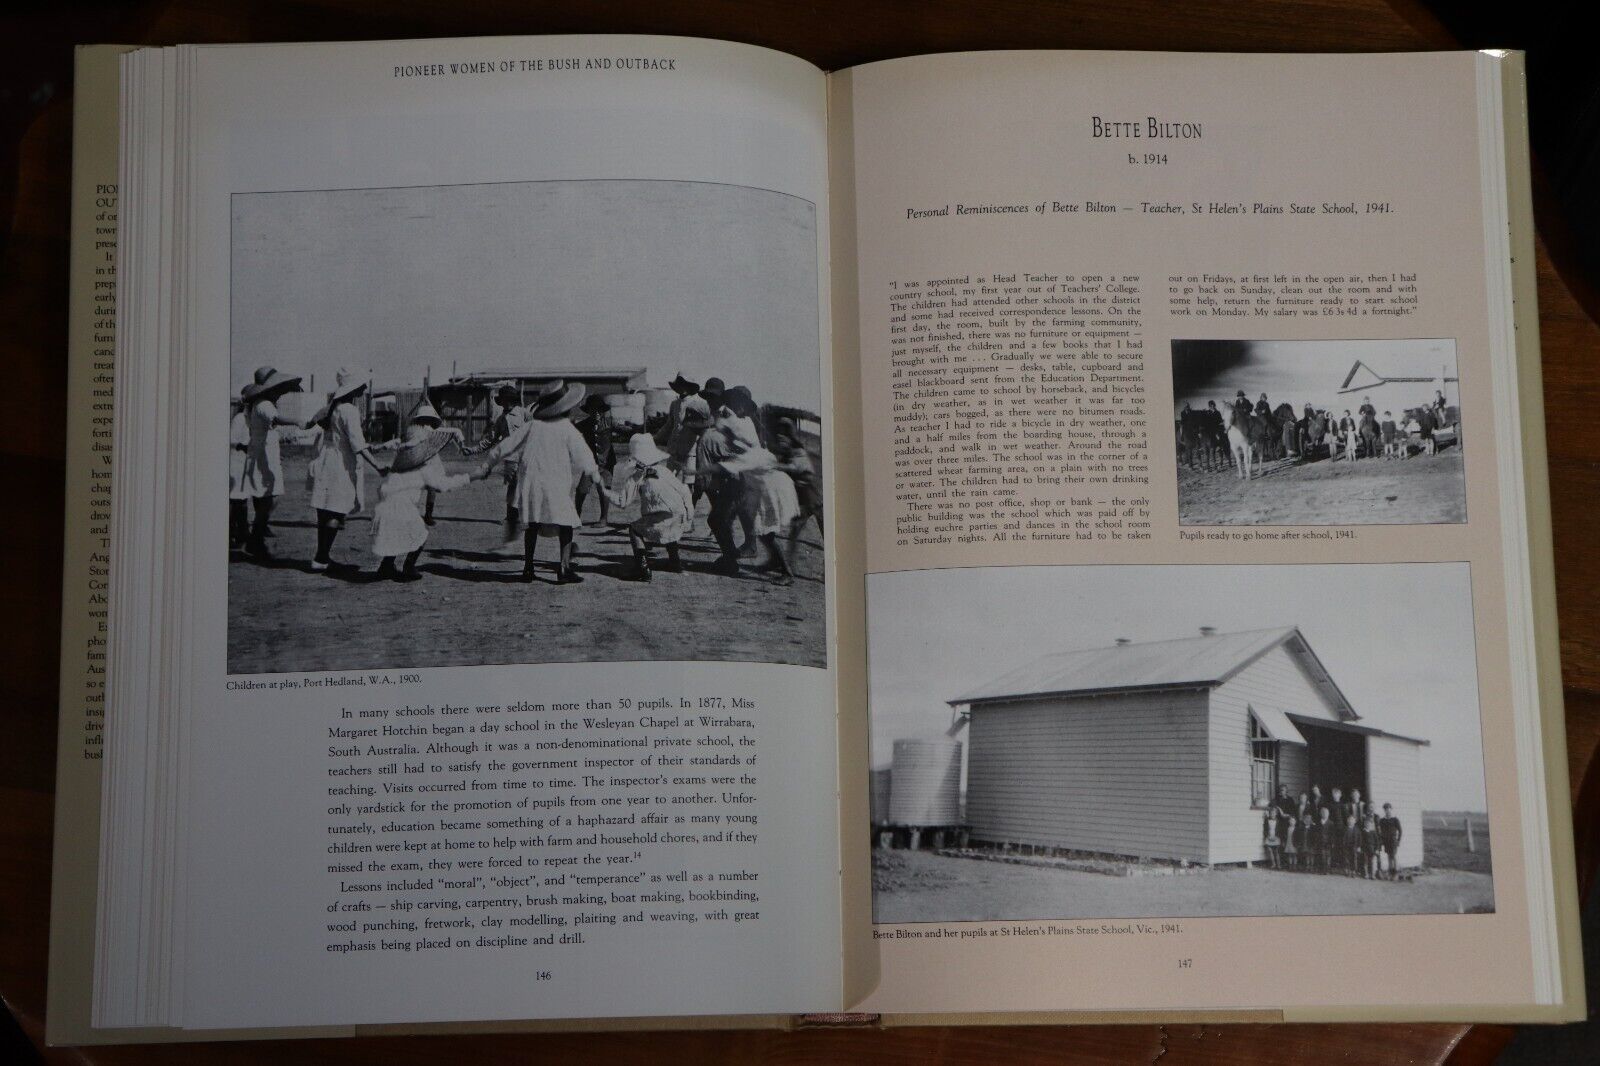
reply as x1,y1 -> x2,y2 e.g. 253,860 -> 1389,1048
871,813 -> 1493,921
228,455 -> 825,674
1177,448 -> 1467,526
871,849 -> 1494,921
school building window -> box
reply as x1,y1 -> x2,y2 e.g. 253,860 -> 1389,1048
1249,712 -> 1278,808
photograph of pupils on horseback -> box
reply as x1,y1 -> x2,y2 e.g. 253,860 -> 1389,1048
1172,338 -> 1465,526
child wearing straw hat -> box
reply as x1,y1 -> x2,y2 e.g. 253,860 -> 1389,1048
238,365 -> 303,558
477,380 -> 597,584
369,423 -> 481,582
303,368 -> 383,572
605,433 -> 694,581
657,372 -> 713,492
695,382 -> 754,574
690,377 -> 728,508
370,399 -> 461,467
406,396 -> 447,527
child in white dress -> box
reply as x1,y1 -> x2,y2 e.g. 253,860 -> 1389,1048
714,438 -> 800,586
237,366 -> 303,558
477,382 -> 597,584
370,424 -> 479,582
606,433 -> 694,581
304,368 -> 383,572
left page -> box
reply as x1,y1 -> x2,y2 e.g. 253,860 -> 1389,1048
101,35 -> 844,1031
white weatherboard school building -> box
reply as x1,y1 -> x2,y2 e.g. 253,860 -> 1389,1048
951,627 -> 1427,868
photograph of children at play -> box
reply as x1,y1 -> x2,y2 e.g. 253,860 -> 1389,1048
226,179 -> 825,674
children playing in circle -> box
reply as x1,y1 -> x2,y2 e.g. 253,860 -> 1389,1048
237,374 -> 816,587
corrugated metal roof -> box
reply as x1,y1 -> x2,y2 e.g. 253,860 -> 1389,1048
951,626 -> 1300,706
447,368 -> 648,385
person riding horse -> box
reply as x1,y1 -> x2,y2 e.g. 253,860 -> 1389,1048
1221,396 -> 1274,480
1359,408 -> 1383,459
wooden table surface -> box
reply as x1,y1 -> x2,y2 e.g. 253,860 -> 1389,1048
2,1 -> 1595,1062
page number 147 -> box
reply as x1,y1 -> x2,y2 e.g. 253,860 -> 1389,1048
1177,958 -> 1193,969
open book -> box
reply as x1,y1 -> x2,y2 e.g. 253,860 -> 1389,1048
49,36 -> 1584,1043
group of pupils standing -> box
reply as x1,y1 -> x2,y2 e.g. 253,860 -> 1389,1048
1261,784 -> 1406,880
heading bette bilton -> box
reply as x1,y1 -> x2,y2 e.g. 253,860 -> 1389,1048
1091,116 -> 1204,140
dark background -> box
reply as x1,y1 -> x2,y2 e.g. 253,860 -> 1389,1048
3,2 -> 1596,1063
5,3 -> 1599,317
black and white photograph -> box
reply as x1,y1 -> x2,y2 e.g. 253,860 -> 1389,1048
867,564 -> 1492,922
1172,338 -> 1466,526
227,180 -> 825,674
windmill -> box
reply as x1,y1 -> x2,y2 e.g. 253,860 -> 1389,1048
1338,359 -> 1458,403
407,365 -> 434,423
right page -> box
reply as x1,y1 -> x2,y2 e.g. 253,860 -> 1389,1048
833,49 -> 1581,1020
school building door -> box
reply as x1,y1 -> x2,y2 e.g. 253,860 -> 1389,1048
1299,720 -> 1368,800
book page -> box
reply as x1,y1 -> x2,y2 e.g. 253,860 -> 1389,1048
834,50 -> 1575,1019
105,35 -> 847,1030
50,45 -> 133,1046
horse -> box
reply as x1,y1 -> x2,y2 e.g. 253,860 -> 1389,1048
1178,406 -> 1228,471
1273,402 -> 1300,458
1299,404 -> 1324,454
1221,401 -> 1268,480
1416,405 -> 1438,455
1252,403 -> 1278,460
1221,403 -> 1251,480
1198,407 -> 1228,470
1359,412 -> 1382,460
1176,407 -> 1204,469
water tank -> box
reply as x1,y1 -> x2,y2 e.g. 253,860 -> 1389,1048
888,738 -> 961,825
643,388 -> 677,420
604,392 -> 646,427
869,768 -> 892,825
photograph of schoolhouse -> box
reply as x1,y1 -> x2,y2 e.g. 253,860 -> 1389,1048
956,624 -> 1425,872
867,564 -> 1494,922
